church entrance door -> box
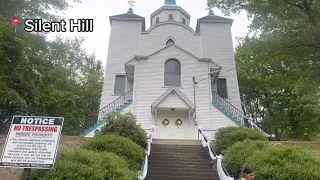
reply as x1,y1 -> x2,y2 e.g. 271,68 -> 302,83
157,116 -> 186,139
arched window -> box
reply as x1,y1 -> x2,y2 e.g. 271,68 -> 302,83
182,18 -> 186,24
156,17 -> 159,24
168,14 -> 173,21
166,39 -> 175,46
164,59 -> 181,86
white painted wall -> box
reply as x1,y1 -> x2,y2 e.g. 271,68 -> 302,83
141,23 -> 201,57
100,20 -> 142,109
200,23 -> 242,110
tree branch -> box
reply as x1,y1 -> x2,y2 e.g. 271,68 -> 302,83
284,0 -> 304,10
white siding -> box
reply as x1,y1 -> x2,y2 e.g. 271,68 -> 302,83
141,24 -> 201,57
135,45 -> 211,136
100,21 -> 142,109
151,9 -> 190,25
157,92 -> 189,109
200,23 -> 242,110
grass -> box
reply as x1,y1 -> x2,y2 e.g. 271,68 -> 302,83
278,140 -> 320,159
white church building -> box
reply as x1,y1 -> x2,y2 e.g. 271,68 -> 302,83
81,0 -> 249,139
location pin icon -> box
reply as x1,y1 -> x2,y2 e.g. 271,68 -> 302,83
11,17 -> 20,32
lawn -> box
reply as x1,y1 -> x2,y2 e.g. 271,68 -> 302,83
278,140 -> 320,159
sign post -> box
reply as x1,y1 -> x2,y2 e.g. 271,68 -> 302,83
0,116 -> 64,179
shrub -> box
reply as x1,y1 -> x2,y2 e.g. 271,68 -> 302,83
83,134 -> 146,170
30,149 -> 136,180
223,140 -> 268,178
100,112 -> 148,148
213,126 -> 268,154
245,146 -> 320,180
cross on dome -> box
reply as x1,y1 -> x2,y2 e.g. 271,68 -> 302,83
127,0 -> 135,13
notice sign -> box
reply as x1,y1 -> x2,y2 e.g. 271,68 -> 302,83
0,116 -> 64,169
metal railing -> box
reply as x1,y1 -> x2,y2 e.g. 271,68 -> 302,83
98,89 -> 133,121
198,128 -> 234,180
212,91 -> 272,137
138,127 -> 155,180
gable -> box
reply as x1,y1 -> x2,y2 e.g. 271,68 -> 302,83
156,91 -> 189,109
151,86 -> 195,113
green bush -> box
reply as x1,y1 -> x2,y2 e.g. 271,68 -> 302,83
30,149 -> 137,180
83,134 -> 146,170
213,126 -> 268,154
245,146 -> 320,180
100,112 -> 148,148
223,140 -> 268,178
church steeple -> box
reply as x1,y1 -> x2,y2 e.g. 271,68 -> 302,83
165,0 -> 176,5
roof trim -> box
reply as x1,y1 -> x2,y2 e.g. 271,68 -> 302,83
109,14 -> 146,31
151,86 -> 195,113
195,16 -> 233,33
142,21 -> 199,35
151,6 -> 191,18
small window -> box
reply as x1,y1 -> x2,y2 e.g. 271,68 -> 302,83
156,17 -> 159,24
182,18 -> 186,24
217,78 -> 228,98
114,75 -> 126,95
166,39 -> 175,45
169,14 -> 173,21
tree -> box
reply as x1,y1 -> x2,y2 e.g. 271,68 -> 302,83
208,0 -> 320,139
0,0 -> 104,135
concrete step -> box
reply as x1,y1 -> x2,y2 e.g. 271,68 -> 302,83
146,143 -> 218,180
145,175 -> 219,180
152,139 -> 201,145
147,169 -> 216,177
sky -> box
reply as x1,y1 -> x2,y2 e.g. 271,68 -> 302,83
48,0 -> 251,67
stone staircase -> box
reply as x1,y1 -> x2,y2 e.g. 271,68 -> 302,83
145,139 -> 219,180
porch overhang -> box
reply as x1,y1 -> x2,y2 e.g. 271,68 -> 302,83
124,55 -> 148,80
151,86 -> 195,114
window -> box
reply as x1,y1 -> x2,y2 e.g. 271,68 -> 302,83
166,39 -> 175,45
182,18 -> 186,24
168,14 -> 173,21
164,59 -> 181,86
217,78 -> 228,98
114,75 -> 126,95
156,17 -> 159,24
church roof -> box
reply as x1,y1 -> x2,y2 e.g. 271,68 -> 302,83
109,8 -> 146,31
195,10 -> 233,33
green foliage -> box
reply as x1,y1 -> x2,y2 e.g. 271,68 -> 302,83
223,140 -> 268,178
207,0 -> 320,140
83,134 -> 146,170
213,127 -> 268,154
30,149 -> 137,180
0,0 -> 103,135
101,112 -> 148,148
245,146 -> 320,180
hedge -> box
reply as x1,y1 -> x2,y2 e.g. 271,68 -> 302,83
213,126 -> 268,154
223,140 -> 268,178
30,149 -> 136,180
100,112 -> 148,148
245,146 -> 320,180
83,134 -> 146,170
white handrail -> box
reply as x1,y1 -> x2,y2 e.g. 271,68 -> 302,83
198,128 -> 234,180
217,155 -> 234,180
138,127 -> 155,180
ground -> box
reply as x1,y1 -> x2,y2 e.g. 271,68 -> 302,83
0,135 -> 319,180
0,135 -> 88,180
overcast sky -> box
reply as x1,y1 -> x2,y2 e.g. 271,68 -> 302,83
48,0 -> 251,67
